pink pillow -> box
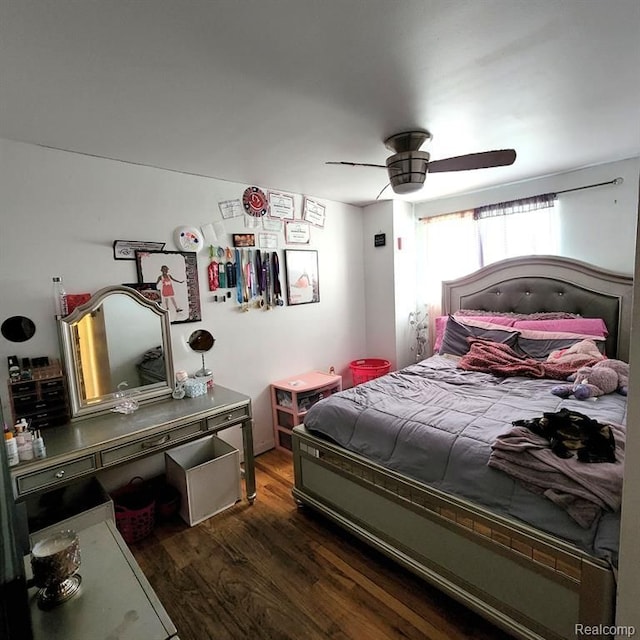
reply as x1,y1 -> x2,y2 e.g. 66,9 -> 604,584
433,316 -> 448,353
453,315 -> 517,327
512,318 -> 608,338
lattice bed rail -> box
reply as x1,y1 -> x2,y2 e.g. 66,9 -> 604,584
299,440 -> 591,584
293,430 -> 617,640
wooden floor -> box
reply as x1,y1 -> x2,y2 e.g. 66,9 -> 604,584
131,448 -> 515,640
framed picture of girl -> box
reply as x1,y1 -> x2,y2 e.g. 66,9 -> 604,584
284,249 -> 320,305
135,250 -> 201,323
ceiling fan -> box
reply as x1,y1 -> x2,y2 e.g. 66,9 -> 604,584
326,130 -> 516,196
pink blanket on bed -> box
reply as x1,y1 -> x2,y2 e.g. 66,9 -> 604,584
458,338 -> 603,379
489,423 -> 625,528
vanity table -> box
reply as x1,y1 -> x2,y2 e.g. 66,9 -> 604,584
5,287 -> 254,640
10,386 -> 255,504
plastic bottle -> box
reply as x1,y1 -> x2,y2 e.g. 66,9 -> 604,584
15,419 -> 33,462
33,431 -> 46,459
17,434 -> 33,462
14,421 -> 26,448
52,276 -> 68,317
4,432 -> 19,467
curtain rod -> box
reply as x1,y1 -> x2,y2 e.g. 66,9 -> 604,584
554,176 -> 623,196
418,176 -> 624,221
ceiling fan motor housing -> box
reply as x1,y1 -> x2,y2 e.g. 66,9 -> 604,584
386,151 -> 430,194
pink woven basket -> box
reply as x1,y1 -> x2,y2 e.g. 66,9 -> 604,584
111,477 -> 156,544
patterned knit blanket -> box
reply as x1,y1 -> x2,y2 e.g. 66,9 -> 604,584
458,338 -> 602,379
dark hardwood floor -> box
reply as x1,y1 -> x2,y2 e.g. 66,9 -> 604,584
131,448 -> 514,640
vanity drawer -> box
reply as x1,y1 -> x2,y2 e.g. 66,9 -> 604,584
101,421 -> 202,466
17,455 -> 97,495
206,406 -> 250,430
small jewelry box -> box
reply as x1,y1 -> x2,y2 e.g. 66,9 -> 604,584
183,378 -> 207,398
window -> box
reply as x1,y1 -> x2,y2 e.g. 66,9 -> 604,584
419,194 -> 558,347
475,193 -> 558,265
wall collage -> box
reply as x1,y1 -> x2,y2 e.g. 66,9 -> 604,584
112,187 -> 326,324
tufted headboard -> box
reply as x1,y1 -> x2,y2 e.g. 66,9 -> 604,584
442,255 -> 633,360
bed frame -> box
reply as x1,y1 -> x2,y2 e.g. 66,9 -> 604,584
292,255 -> 633,640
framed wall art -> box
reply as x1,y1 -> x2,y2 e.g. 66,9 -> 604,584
284,249 -> 319,306
113,240 -> 165,260
302,197 -> 326,227
135,250 -> 201,324
268,191 -> 295,220
232,233 -> 256,247
285,221 -> 310,244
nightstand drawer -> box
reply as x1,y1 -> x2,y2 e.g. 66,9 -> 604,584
206,406 -> 250,430
17,455 -> 97,495
101,421 -> 202,466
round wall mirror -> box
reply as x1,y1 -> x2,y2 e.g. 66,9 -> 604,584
188,330 -> 215,377
1,316 -> 36,342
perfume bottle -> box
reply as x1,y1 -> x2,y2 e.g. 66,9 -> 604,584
172,370 -> 188,399
52,276 -> 68,318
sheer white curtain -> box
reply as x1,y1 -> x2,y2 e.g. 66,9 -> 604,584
418,210 -> 481,349
476,196 -> 559,264
418,194 -> 559,353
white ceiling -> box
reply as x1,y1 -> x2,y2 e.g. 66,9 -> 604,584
1,0 -> 639,207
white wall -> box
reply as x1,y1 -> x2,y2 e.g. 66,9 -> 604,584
362,201 -> 397,369
415,157 -> 640,274
393,200 -> 419,369
360,199 -> 419,374
0,138 -> 367,455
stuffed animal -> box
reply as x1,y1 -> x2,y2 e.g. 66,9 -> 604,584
551,359 -> 629,400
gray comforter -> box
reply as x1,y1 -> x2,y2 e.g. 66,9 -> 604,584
303,355 -> 627,564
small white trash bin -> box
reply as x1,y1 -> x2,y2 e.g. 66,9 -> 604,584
165,435 -> 241,526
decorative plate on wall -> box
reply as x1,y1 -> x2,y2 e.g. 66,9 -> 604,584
174,226 -> 205,253
242,186 -> 268,217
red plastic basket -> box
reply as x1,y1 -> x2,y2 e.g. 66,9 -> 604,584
349,358 -> 391,386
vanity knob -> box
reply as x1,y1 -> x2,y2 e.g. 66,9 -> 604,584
54,469 -> 65,479
226,414 -> 233,421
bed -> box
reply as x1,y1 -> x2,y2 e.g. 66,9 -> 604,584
291,255 -> 633,640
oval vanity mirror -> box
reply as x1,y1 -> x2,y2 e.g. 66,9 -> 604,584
1,315 -> 36,342
188,329 -> 215,377
58,286 -> 175,419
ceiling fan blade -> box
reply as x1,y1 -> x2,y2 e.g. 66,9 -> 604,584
376,183 -> 391,200
325,161 -> 386,169
428,149 -> 516,173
